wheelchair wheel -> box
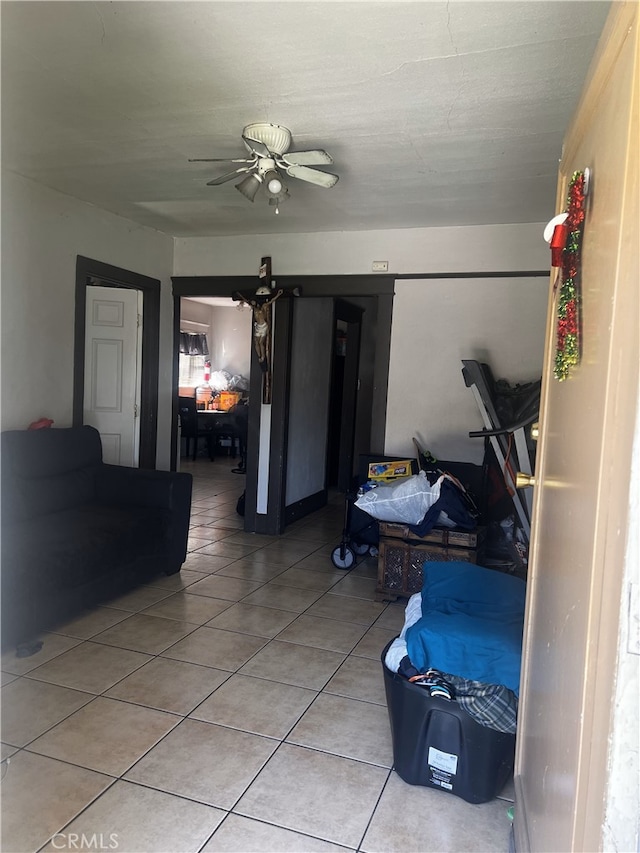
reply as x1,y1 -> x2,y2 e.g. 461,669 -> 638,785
331,544 -> 356,570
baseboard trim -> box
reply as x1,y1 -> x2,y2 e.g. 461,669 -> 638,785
285,489 -> 327,525
512,773 -> 531,853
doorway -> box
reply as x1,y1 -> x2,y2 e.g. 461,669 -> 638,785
171,276 -> 395,531
73,256 -> 160,469
326,299 -> 363,492
176,295 -> 252,463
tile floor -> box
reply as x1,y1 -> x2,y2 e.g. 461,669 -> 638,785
1,456 -> 515,853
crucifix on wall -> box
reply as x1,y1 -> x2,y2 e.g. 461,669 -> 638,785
233,257 -> 300,404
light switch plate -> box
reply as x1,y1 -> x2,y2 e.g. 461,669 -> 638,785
372,261 -> 389,272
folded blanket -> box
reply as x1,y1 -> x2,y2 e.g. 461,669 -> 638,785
385,576 -> 522,734
407,561 -> 526,694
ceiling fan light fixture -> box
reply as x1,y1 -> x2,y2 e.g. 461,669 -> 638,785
269,188 -> 290,215
264,170 -> 285,197
235,173 -> 262,202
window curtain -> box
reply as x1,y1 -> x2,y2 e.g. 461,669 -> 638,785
179,332 -> 209,356
179,354 -> 205,387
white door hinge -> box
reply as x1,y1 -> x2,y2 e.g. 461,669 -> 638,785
134,403 -> 139,419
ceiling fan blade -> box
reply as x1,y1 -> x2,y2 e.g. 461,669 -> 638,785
206,166 -> 254,186
189,157 -> 253,164
280,149 -> 333,166
285,164 -> 339,188
241,133 -> 271,158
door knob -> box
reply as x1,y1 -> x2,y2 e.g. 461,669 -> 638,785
516,472 -> 536,489
530,422 -> 540,441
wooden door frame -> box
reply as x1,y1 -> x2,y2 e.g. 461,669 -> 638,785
73,255 -> 160,469
247,294 -> 295,534
333,298 -> 364,492
171,275 -> 394,533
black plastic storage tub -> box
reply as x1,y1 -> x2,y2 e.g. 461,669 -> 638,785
381,640 -> 516,804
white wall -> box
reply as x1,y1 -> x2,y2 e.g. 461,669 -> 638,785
1,171 -> 175,467
175,223 -> 550,465
2,172 -> 551,472
174,222 -> 549,277
603,398 -> 640,852
180,298 -> 213,335
210,305 -> 251,380
386,277 -> 549,463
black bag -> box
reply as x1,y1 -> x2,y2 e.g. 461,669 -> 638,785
236,491 -> 245,517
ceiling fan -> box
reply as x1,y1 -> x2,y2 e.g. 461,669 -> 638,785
189,122 -> 339,213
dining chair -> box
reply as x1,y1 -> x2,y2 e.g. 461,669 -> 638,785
228,401 -> 248,473
178,396 -> 213,461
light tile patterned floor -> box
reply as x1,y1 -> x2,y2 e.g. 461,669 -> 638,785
1,456 -> 515,853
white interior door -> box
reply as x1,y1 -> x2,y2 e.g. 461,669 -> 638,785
514,5 -> 638,851
84,284 -> 142,466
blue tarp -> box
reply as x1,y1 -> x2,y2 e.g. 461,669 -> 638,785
405,561 -> 526,694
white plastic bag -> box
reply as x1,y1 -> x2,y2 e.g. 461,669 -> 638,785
210,370 -> 231,391
228,374 -> 249,392
354,471 -> 441,525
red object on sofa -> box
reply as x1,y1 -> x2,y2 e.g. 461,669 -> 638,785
28,418 -> 54,430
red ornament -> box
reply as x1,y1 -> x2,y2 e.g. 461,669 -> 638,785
551,223 -> 569,267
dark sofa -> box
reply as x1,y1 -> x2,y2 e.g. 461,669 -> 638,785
1,425 -> 192,651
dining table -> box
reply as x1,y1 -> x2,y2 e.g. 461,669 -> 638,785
197,409 -> 240,457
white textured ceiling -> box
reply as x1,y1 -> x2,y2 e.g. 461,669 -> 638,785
1,1 -> 610,237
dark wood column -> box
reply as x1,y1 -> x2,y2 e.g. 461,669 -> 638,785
245,296 -> 294,535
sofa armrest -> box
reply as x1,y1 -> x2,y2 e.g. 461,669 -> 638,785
96,465 -> 193,567
96,465 -> 191,510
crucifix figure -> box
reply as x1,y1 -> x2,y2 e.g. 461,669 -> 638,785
234,286 -> 283,403
237,286 -> 284,370
233,257 -> 300,403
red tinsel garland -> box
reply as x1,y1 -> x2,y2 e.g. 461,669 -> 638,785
554,171 -> 586,381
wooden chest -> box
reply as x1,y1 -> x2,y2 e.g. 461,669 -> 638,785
378,522 -> 483,549
376,524 -> 484,602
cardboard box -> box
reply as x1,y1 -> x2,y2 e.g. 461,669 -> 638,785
217,391 -> 241,411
